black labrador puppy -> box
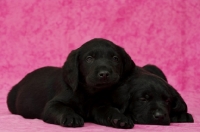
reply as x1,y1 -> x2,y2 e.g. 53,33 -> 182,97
112,64 -> 194,125
7,38 -> 135,128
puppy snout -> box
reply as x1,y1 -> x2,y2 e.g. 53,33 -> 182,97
153,110 -> 166,120
98,70 -> 110,79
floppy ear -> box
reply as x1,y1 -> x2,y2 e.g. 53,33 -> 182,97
142,64 -> 168,82
168,86 -> 195,122
169,85 -> 187,113
118,47 -> 135,77
62,49 -> 79,92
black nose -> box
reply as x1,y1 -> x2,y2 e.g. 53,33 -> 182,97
98,70 -> 109,78
153,111 -> 166,120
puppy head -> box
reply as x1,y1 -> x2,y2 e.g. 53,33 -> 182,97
115,73 -> 187,125
127,74 -> 171,125
62,38 -> 135,93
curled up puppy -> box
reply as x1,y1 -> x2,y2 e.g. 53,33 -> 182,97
112,64 -> 194,125
7,38 -> 135,128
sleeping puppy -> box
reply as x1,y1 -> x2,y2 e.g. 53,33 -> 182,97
7,38 -> 135,128
112,65 -> 194,125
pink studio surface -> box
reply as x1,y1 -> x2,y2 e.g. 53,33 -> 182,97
0,0 -> 200,132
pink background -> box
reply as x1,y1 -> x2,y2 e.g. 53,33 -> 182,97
0,0 -> 200,131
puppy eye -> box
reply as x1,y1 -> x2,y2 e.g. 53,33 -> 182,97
145,94 -> 150,99
86,56 -> 94,63
113,56 -> 119,62
165,98 -> 171,104
139,94 -> 150,102
140,98 -> 147,102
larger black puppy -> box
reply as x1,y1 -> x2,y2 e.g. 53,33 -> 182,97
7,38 -> 135,128
112,65 -> 194,125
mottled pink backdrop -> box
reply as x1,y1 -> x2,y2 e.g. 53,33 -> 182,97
0,0 -> 200,132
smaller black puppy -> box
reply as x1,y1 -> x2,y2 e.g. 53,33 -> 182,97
7,38 -> 135,128
112,65 -> 194,125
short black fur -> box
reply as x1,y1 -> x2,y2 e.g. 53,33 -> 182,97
7,38 -> 135,128
111,64 -> 194,125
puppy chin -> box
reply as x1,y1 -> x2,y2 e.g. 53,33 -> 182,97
83,83 -> 112,94
88,81 -> 114,89
132,114 -> 170,125
86,76 -> 119,88
148,121 -> 170,126
135,119 -> 170,126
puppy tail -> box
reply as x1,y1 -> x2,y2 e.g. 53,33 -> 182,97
7,85 -> 19,114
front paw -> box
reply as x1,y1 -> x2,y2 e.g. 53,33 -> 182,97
170,113 -> 194,123
94,109 -> 134,129
60,113 -> 84,127
107,112 -> 134,129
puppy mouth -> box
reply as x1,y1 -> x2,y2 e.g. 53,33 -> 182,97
94,82 -> 113,88
87,76 -> 119,88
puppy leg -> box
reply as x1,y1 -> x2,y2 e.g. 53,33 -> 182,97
42,101 -> 84,127
91,106 -> 134,129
